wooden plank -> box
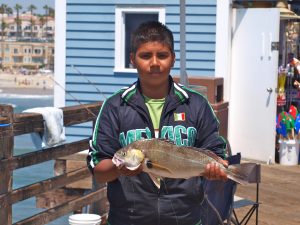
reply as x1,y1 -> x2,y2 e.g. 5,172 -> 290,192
12,114 -> 44,136
14,187 -> 107,225
0,166 -> 90,208
11,102 -> 101,136
66,160 -> 92,189
0,105 -> 14,225
234,163 -> 300,225
36,188 -> 85,209
0,138 -> 89,171
61,102 -> 101,126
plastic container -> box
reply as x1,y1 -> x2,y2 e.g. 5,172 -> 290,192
68,214 -> 101,225
278,139 -> 300,165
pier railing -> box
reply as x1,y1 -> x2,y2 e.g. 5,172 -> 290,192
0,103 -> 107,225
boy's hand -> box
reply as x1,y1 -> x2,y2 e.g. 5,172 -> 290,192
203,160 -> 228,182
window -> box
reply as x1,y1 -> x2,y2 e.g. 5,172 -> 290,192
24,48 -> 32,54
114,7 -> 165,73
13,56 -> 22,63
32,57 -> 43,63
34,48 -> 42,54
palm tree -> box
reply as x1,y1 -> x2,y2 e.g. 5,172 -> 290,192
0,4 -> 12,40
0,21 -> 7,40
14,4 -> 22,40
39,16 -> 45,39
0,4 -> 13,69
0,4 -> 8,39
43,5 -> 49,39
48,7 -> 55,18
28,4 -> 36,41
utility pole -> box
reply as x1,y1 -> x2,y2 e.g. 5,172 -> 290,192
180,0 -> 188,86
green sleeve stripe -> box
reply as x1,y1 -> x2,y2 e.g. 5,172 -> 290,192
92,89 -> 124,147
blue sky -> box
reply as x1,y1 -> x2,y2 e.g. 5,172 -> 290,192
1,0 -> 54,14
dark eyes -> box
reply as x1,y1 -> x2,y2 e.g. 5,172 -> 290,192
121,152 -> 126,156
139,53 -> 170,60
157,53 -> 169,59
139,53 -> 151,59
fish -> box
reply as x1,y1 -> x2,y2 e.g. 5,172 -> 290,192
112,138 -> 254,186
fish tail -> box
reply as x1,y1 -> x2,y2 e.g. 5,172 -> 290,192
227,163 -> 259,185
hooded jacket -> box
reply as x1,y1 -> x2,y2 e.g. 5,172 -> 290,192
87,76 -> 226,225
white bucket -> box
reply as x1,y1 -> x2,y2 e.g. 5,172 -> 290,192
278,139 -> 300,165
68,214 -> 101,225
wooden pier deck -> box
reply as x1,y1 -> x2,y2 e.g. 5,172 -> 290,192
234,163 -> 300,225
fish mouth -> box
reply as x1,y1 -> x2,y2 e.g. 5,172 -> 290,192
112,155 -> 124,167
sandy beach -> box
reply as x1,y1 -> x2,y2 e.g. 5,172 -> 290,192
0,72 -> 54,95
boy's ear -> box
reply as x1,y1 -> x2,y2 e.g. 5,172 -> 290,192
171,53 -> 176,67
130,53 -> 136,68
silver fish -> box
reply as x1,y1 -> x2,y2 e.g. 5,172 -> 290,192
113,138 -> 253,185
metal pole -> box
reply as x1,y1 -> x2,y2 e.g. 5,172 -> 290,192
180,0 -> 188,86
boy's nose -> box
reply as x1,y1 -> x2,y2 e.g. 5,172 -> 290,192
150,56 -> 159,66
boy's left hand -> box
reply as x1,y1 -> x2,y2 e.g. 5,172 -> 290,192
203,160 -> 228,182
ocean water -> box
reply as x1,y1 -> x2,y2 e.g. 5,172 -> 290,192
0,92 -> 70,224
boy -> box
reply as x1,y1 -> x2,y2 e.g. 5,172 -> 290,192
87,21 -> 227,225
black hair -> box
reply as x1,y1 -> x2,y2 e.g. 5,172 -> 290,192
130,21 -> 174,54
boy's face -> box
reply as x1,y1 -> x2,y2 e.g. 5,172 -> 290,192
130,41 -> 175,88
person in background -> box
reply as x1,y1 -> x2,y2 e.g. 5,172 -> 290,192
287,53 -> 300,89
87,21 -> 228,225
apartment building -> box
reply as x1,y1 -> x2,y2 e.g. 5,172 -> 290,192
0,41 -> 54,70
0,12 -> 54,70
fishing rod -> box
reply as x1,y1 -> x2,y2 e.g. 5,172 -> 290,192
48,76 -> 97,118
70,64 -> 107,100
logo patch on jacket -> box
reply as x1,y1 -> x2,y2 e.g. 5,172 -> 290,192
174,112 -> 185,121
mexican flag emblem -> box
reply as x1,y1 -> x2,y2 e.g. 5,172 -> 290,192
174,112 -> 185,121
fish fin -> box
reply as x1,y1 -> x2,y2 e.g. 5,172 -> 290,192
227,163 -> 259,185
201,150 -> 225,165
227,174 -> 248,185
158,138 -> 176,145
146,159 -> 173,174
148,172 -> 161,188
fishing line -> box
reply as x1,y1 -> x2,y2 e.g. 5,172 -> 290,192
48,76 -> 97,118
70,65 -> 107,100
202,180 -> 224,225
203,194 -> 224,225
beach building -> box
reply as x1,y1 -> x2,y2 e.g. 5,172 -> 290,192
54,0 -> 300,164
0,41 -> 54,71
0,12 -> 55,40
0,10 -> 55,71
